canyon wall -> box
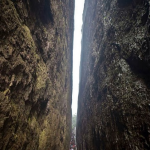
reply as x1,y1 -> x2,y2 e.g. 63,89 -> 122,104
77,0 -> 150,149
0,0 -> 74,150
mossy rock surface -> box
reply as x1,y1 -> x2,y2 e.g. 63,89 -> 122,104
0,0 -> 74,150
77,0 -> 150,150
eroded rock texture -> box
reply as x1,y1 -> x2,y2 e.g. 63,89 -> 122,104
77,0 -> 150,149
0,0 -> 74,150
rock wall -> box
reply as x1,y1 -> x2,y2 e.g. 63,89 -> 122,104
0,0 -> 74,150
77,0 -> 150,149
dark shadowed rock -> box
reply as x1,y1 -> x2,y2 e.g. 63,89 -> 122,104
0,0 -> 74,150
77,0 -> 150,149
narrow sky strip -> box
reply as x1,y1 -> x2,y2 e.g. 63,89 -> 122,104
72,0 -> 85,115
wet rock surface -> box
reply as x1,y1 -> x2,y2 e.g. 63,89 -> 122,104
77,0 -> 150,149
0,0 -> 74,150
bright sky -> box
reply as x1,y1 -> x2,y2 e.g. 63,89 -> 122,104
72,0 -> 85,115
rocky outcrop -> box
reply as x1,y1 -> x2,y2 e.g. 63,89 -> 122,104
0,0 -> 74,150
77,0 -> 150,149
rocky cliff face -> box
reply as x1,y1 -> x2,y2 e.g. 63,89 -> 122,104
0,0 -> 74,150
77,0 -> 150,149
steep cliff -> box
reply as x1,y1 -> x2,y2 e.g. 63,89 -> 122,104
0,0 -> 74,150
77,0 -> 150,149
